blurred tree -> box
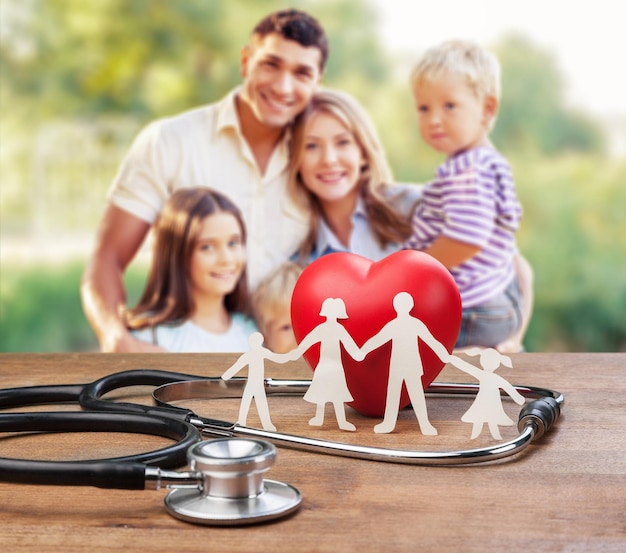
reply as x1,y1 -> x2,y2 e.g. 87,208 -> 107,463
1,0 -> 623,353
0,0 -> 391,226
514,154 -> 626,351
493,34 -> 605,155
0,0 -> 391,122
1,0 -> 254,119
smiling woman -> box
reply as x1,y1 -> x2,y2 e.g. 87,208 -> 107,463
124,188 -> 258,352
288,88 -> 420,264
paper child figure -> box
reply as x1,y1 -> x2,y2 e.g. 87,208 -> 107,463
360,292 -> 451,435
221,331 -> 292,432
289,298 -> 364,431
449,348 -> 525,440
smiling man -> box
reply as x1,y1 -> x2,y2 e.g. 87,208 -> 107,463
81,10 -> 328,352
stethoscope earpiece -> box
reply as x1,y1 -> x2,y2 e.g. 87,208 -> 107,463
164,438 -> 302,525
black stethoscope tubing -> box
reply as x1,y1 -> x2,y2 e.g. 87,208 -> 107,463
0,371 -> 204,488
0,410 -> 201,488
0,368 -> 564,490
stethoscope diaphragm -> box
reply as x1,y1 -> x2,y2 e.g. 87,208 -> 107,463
164,438 -> 302,525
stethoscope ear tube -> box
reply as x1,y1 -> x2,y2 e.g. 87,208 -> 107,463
0,384 -> 83,407
0,411 -> 202,488
517,397 -> 561,439
79,369 -> 202,420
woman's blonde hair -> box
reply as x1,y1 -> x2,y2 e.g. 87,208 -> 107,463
288,89 -> 411,262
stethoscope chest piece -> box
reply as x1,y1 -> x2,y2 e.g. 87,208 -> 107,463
164,438 -> 302,526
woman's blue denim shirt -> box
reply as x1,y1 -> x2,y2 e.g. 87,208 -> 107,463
296,183 -> 423,264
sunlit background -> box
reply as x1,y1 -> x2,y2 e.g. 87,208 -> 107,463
1,0 -> 625,352
374,0 -> 626,125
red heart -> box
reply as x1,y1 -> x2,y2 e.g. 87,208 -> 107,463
291,250 -> 461,417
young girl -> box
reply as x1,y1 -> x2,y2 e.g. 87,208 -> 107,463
288,89 -> 421,263
406,40 -> 527,350
125,188 -> 257,352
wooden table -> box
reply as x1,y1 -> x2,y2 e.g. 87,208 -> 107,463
0,353 -> 624,552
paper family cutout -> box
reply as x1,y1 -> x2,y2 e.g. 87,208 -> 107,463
222,292 -> 524,441
221,332 -> 291,432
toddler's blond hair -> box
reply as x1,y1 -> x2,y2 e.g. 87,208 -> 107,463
252,262 -> 303,335
411,39 -> 501,102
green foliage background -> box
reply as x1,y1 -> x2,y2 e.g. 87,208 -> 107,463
1,0 -> 625,352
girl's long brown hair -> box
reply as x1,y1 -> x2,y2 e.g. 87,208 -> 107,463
125,188 -> 249,330
288,89 -> 412,263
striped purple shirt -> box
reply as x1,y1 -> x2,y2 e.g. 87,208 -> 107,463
404,147 -> 522,308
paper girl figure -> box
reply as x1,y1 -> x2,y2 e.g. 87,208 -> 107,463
360,292 -> 451,435
222,332 -> 292,432
289,298 -> 364,431
448,348 -> 525,439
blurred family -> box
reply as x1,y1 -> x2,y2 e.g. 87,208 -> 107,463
81,9 -> 326,353
81,9 -> 532,355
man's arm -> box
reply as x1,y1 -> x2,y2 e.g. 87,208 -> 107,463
417,321 -> 452,363
359,325 -> 391,357
448,354 -> 482,380
80,204 -> 162,352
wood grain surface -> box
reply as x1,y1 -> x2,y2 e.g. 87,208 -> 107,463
0,352 -> 624,552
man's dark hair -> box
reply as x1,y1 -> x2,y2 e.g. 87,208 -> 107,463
253,9 -> 329,71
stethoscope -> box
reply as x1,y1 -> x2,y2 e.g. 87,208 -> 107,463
0,368 -> 564,526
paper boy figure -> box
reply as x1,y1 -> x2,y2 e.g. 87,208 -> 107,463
222,331 -> 292,432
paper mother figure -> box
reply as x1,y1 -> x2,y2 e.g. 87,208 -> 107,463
288,298 -> 364,431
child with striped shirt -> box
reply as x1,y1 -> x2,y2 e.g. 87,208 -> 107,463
405,40 -> 529,350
